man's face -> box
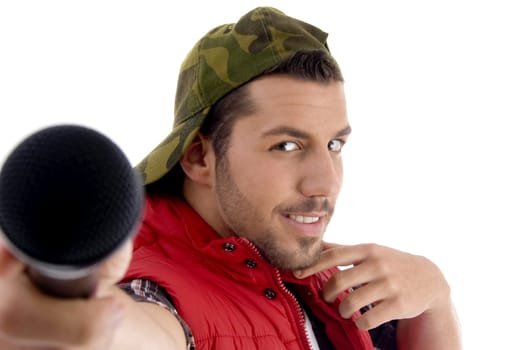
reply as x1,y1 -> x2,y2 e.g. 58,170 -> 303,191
213,75 -> 349,271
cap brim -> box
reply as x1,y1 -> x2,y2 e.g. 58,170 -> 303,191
135,113 -> 205,185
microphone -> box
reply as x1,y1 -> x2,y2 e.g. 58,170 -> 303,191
0,125 -> 144,298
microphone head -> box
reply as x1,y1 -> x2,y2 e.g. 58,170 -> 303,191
0,125 -> 144,268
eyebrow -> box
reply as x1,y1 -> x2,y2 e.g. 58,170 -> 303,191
261,125 -> 351,139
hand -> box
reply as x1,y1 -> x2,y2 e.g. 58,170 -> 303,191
294,243 -> 451,330
0,240 -> 131,349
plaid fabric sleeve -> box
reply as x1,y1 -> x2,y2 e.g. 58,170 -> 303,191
118,279 -> 196,350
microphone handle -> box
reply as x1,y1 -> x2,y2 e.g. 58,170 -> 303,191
27,267 -> 98,298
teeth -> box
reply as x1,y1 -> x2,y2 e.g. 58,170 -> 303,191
289,214 -> 320,224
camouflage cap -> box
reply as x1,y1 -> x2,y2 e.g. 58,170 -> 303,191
136,7 -> 331,185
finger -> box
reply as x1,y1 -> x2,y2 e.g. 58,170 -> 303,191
294,243 -> 370,278
0,337 -> 38,350
321,241 -> 341,250
354,299 -> 401,330
8,299 -> 123,348
322,262 -> 380,302
0,245 -> 24,278
98,239 -> 133,289
337,281 -> 389,319
2,278 -> 124,348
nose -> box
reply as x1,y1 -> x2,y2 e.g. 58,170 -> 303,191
298,149 -> 342,198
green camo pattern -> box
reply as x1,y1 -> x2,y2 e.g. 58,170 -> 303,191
136,7 -> 331,185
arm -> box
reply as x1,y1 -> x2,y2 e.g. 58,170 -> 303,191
294,243 -> 462,350
396,292 -> 461,350
105,286 -> 188,350
0,242 -> 187,350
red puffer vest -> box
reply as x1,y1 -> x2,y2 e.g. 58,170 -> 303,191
124,194 -> 374,350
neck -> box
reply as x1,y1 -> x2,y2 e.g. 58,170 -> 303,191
183,182 -> 231,238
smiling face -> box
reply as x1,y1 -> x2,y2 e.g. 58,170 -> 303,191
184,75 -> 350,270
184,74 -> 349,271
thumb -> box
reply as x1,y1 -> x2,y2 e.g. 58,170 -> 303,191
98,240 -> 133,288
0,244 -> 24,278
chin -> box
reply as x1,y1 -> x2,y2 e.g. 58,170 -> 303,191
270,247 -> 322,272
252,234 -> 322,271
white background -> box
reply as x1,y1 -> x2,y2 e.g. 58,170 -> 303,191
1,1 -> 525,348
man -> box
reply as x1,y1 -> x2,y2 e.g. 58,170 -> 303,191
0,7 -> 461,350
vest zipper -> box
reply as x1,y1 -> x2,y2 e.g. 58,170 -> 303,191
242,239 -> 314,350
272,269 -> 314,350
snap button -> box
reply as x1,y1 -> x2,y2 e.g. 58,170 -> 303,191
223,242 -> 236,252
245,259 -> 257,268
264,288 -> 277,300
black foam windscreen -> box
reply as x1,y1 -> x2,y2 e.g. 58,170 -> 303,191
0,125 -> 144,267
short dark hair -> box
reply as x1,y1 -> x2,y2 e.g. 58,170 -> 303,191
146,50 -> 343,195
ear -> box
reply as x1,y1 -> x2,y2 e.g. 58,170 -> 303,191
179,133 -> 214,186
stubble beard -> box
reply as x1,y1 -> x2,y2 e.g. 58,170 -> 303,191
252,233 -> 323,271
215,158 -> 324,271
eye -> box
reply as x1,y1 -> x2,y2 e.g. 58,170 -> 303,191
328,139 -> 345,152
272,141 -> 301,152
